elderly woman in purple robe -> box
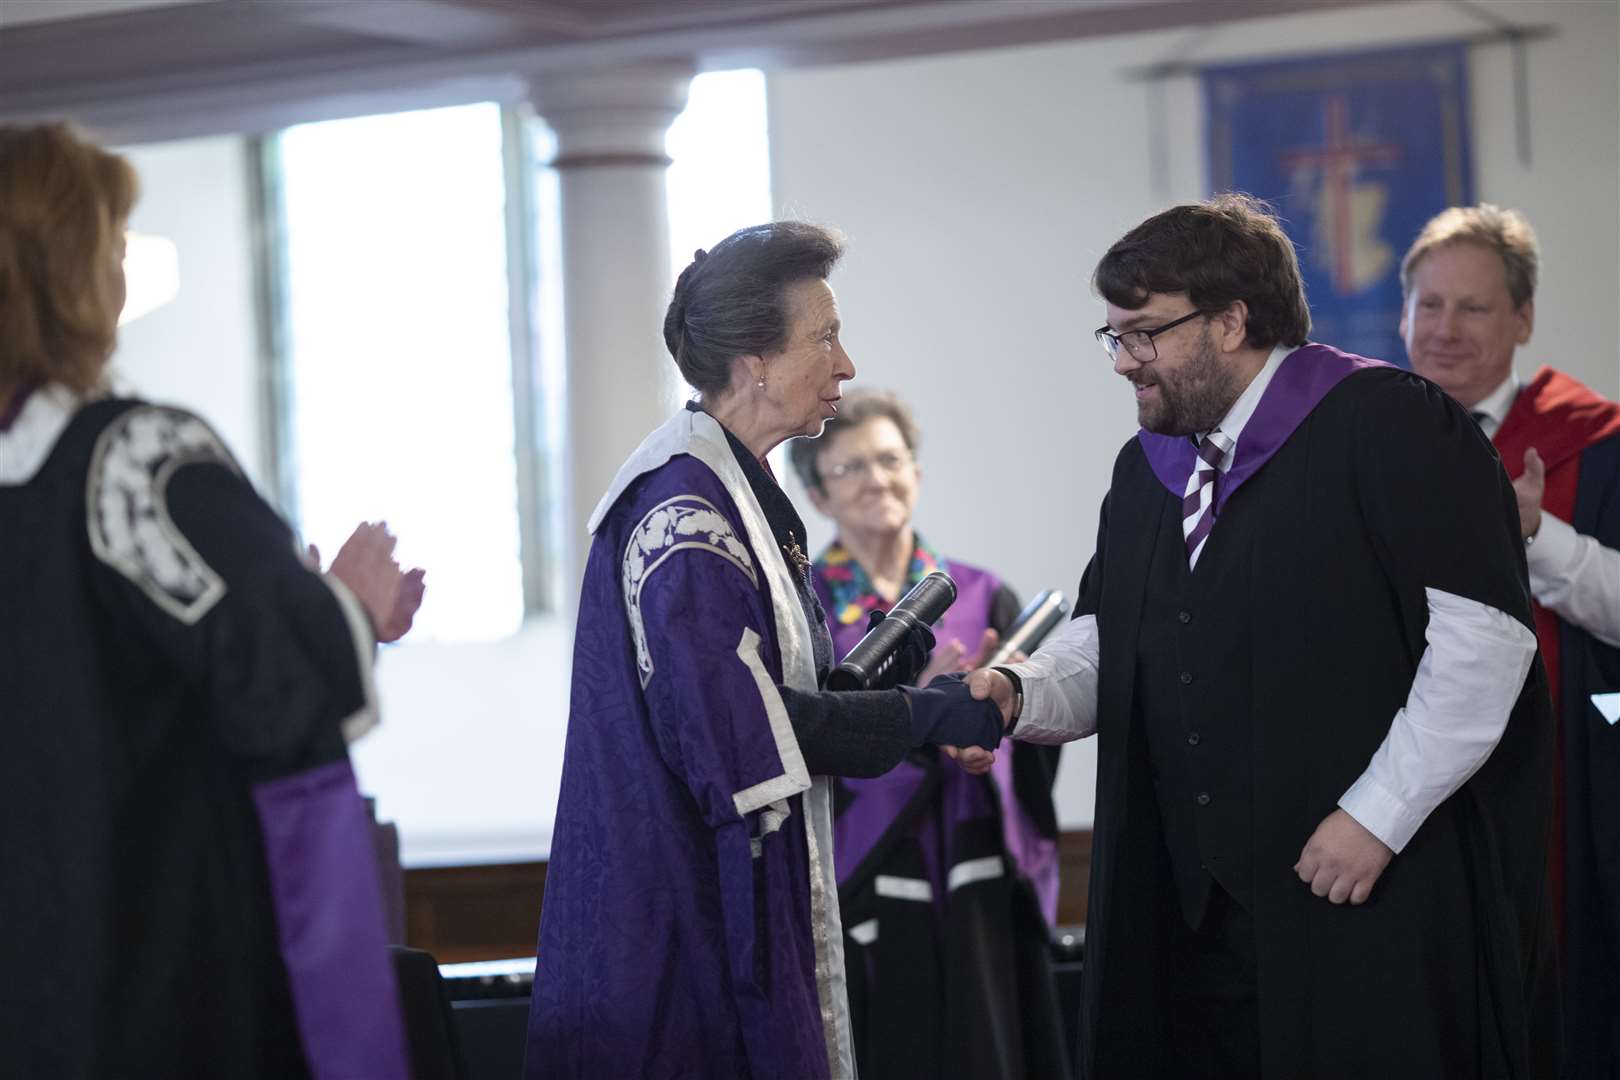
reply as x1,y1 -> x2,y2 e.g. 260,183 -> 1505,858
789,390 -> 1069,1079
525,222 -> 1004,1080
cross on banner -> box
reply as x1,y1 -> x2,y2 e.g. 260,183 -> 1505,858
1204,43 -> 1472,366
1278,96 -> 1402,296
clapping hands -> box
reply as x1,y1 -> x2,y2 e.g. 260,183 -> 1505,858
316,521 -> 427,643
916,626 -> 1000,686
1513,447 -> 1545,540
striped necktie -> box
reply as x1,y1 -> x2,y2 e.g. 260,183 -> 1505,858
1182,429 -> 1234,566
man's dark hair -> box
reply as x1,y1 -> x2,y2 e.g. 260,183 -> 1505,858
1093,193 -> 1311,350
787,388 -> 920,492
663,221 -> 846,396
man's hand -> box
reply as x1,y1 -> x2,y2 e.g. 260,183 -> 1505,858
965,666 -> 1017,729
1514,447 -> 1545,540
940,744 -> 996,775
937,665 -> 1024,776
1294,809 -> 1393,905
326,521 -> 427,643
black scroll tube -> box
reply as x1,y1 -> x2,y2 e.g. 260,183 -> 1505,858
826,571 -> 957,691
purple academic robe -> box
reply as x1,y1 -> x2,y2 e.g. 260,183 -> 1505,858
527,410 -> 854,1079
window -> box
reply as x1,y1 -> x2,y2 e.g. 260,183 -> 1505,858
262,73 -> 773,863
267,103 -> 528,643
263,72 -> 771,650
667,69 -> 774,281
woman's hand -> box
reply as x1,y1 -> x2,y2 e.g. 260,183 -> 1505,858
325,521 -> 427,643
376,567 -> 428,642
915,627 -> 1001,686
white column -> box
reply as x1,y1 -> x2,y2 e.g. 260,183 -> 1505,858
528,60 -> 694,593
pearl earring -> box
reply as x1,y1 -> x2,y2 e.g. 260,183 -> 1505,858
757,377 -> 766,391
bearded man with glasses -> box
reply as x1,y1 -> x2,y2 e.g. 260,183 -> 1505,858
957,193 -> 1556,1078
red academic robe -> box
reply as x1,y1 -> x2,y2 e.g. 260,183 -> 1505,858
1493,366 -> 1620,1080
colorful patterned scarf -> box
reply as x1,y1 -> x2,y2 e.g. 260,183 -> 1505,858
814,532 -> 947,626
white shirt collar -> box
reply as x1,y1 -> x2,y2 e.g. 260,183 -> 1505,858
0,383 -> 83,486
1199,343 -> 1294,469
1469,372 -> 1519,438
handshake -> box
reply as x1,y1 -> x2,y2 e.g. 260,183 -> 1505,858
900,668 -> 1020,776
848,603 -> 1023,776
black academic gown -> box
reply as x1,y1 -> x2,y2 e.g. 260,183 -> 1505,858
1557,433 -> 1620,1079
1076,368 -> 1556,1079
0,396 -> 408,1078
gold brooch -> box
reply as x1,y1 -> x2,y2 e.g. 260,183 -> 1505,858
783,535 -> 811,576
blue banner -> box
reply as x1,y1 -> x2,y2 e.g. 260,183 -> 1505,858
1204,43 -> 1472,366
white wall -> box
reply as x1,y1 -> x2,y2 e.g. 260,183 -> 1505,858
358,624 -> 573,866
767,0 -> 1620,830
115,136 -> 265,487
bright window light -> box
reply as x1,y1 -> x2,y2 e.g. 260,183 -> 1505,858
277,103 -> 522,643
334,77 -> 774,866
667,69 -> 773,281
119,230 -> 180,326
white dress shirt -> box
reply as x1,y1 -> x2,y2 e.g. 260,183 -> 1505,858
1466,372 -> 1519,440
1474,373 -> 1620,649
1006,346 -> 1538,854
1185,343 -> 1285,569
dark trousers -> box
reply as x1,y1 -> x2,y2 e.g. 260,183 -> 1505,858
1166,882 -> 1260,1080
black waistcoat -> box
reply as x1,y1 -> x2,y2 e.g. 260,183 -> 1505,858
1132,494 -> 1254,928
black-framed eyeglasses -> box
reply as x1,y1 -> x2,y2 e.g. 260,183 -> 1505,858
1094,310 -> 1207,363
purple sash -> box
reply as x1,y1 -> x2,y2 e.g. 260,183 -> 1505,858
252,761 -> 410,1079
1139,343 -> 1387,510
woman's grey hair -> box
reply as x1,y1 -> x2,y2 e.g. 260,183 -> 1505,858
788,388 -> 919,492
663,221 -> 846,396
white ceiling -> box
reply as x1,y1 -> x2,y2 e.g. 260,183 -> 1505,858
0,0 -> 215,30
0,0 -> 1379,144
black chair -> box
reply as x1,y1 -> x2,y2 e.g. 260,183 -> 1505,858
1050,925 -> 1085,1072
389,945 -> 468,1080
439,956 -> 535,1080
